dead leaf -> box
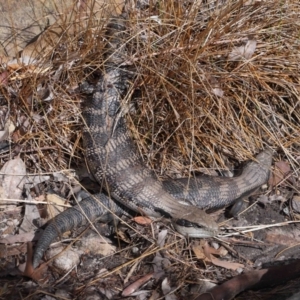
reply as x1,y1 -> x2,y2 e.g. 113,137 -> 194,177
24,174 -> 50,189
0,119 -> 15,141
45,193 -> 68,220
192,243 -> 206,260
19,195 -> 40,233
193,241 -> 228,261
0,54 -> 9,63
0,157 -> 26,199
0,232 -> 36,244
34,193 -> 70,222
157,229 -> 168,248
0,157 -> 26,212
122,272 -> 154,297
201,242 -> 244,270
0,71 -> 9,86
203,242 -> 228,257
269,160 -> 291,187
161,277 -> 177,300
152,254 -> 170,275
53,170 -> 77,184
210,254 -> 244,270
7,62 -> 23,70
116,228 -> 131,243
133,216 -> 152,225
0,243 -> 27,258
228,39 -> 257,60
23,242 -> 48,282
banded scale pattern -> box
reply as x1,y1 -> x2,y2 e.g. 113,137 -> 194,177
32,192 -> 125,268
81,16 -> 218,230
32,15 -> 272,268
163,150 -> 272,210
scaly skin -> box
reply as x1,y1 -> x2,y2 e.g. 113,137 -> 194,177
82,16 -> 218,234
163,149 -> 272,210
33,193 -> 124,268
32,15 -> 272,268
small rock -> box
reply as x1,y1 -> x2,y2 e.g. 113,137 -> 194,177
77,231 -> 116,256
46,246 -> 80,272
132,246 -> 140,255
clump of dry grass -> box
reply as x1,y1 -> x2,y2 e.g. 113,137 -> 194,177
0,1 -> 110,173
1,0 -> 299,178
126,0 -> 300,178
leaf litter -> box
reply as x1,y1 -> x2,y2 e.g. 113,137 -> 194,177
0,0 -> 300,299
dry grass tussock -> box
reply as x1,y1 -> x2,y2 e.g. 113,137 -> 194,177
1,0 -> 299,177
127,0 -> 300,176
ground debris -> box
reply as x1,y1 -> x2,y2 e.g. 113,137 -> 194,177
0,0 -> 299,299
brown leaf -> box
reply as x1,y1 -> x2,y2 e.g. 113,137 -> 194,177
203,242 -> 228,257
45,193 -> 68,220
122,272 -> 154,297
0,71 -> 9,85
210,254 -> 244,270
133,216 -> 152,225
201,243 -> 244,270
269,160 -> 291,187
192,243 -> 206,260
116,228 -> 131,243
23,242 -> 48,282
